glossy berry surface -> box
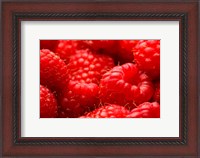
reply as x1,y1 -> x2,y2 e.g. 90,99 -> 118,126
59,81 -> 100,118
126,102 -> 160,118
40,49 -> 68,92
67,49 -> 115,84
99,63 -> 154,109
80,104 -> 130,118
119,40 -> 139,64
40,85 -> 58,118
133,40 -> 160,80
55,40 -> 84,63
78,40 -> 119,63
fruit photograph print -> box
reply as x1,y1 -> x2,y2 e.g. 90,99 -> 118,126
2,0 -> 199,156
40,40 -> 160,118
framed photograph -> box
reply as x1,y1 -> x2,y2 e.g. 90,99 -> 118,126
1,0 -> 199,157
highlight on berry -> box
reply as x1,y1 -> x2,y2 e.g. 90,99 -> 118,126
40,40 -> 160,118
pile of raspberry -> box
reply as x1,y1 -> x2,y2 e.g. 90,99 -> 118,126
40,40 -> 160,118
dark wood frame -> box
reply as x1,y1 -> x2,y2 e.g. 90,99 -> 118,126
1,0 -> 199,157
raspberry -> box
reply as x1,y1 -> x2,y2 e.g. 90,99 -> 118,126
40,85 -> 58,118
40,49 -> 68,92
126,102 -> 160,118
133,40 -> 160,80
67,49 -> 115,84
40,40 -> 59,52
80,104 -> 130,118
55,40 -> 81,63
59,80 -> 100,118
79,40 -> 119,62
152,81 -> 160,103
118,40 -> 139,64
59,50 -> 115,117
80,40 -> 118,53
99,63 -> 154,109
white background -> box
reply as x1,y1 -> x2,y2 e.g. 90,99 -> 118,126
21,21 -> 179,137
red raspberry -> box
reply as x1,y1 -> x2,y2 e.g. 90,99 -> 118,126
79,40 -> 119,62
55,40 -> 82,63
59,50 -> 115,117
59,80 -> 99,118
80,40 -> 118,53
67,49 -> 115,84
40,85 -> 58,118
40,40 -> 59,52
126,102 -> 160,118
99,63 -> 154,109
118,40 -> 139,64
80,104 -> 130,118
133,40 -> 160,80
152,81 -> 160,103
40,49 -> 68,92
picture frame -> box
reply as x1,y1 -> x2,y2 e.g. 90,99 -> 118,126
1,0 -> 199,157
